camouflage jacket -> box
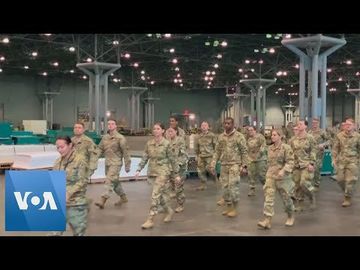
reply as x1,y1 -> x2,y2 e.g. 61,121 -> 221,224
211,129 -> 249,167
332,131 -> 360,163
266,142 -> 294,179
289,133 -> 317,168
53,149 -> 88,206
137,137 -> 179,177
308,128 -> 331,154
72,134 -> 100,173
194,131 -> 217,158
169,136 -> 188,166
247,133 -> 267,162
98,130 -> 131,169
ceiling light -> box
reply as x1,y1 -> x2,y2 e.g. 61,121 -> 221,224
266,34 -> 272,38
177,74 -> 181,78
269,48 -> 275,53
327,68 -> 332,72
174,78 -> 178,83
0,68 -> 2,72
133,63 -> 139,67
42,72 -> 47,76
179,79 -> 182,83
24,65 -> 29,69
204,76 -> 209,81
285,34 -> 292,38
211,71 -> 216,75
113,40 -> 119,45
164,34 -> 172,38
113,78 -> 118,82
172,58 -> 178,64
244,74 -> 248,78
217,54 -> 222,59
251,69 -> 255,72
44,34 -> 52,36
86,58 -> 92,62
69,47 -> 76,52
214,63 -> 219,68
259,60 -> 264,64
150,81 -> 155,85
207,86 -> 210,89
52,62 -> 59,67
169,48 -> 175,53
238,68 -> 243,73
0,56 -> 5,61
32,52 -> 38,57
346,60 -> 352,65
82,75 -> 87,80
338,77 -> 343,81
295,64 -> 299,68
124,53 -> 131,59
209,77 -> 213,81
245,60 -> 250,64
141,76 -> 146,80
206,71 -> 210,75
254,49 -> 259,53
70,70 -> 74,73
221,41 -> 228,47
2,37 -> 9,43
175,67 -> 180,71
180,83 -> 183,87
141,70 -> 145,74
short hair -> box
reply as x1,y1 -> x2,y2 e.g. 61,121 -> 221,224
345,118 -> 355,124
154,122 -> 166,130
272,128 -> 285,138
169,115 -> 179,122
201,121 -> 209,126
247,125 -> 257,131
312,117 -> 320,122
108,119 -> 117,124
74,121 -> 85,127
224,117 -> 234,124
298,119 -> 308,126
56,136 -> 72,145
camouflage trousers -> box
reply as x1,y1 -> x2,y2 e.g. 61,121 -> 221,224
293,167 -> 315,201
314,152 -> 324,187
101,165 -> 125,199
263,176 -> 295,217
219,164 -> 241,204
50,205 -> 89,236
336,160 -> 359,198
148,175 -> 173,216
248,160 -> 267,190
197,156 -> 214,183
170,164 -> 187,206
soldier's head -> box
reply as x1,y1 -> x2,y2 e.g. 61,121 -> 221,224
153,122 -> 166,138
247,126 -> 257,137
271,129 -> 284,143
297,119 -> 308,132
287,122 -> 293,128
223,117 -> 234,133
169,115 -> 179,129
344,118 -> 355,133
312,117 -> 320,129
73,121 -> 85,136
108,119 -> 117,132
56,136 -> 73,157
166,127 -> 177,139
293,125 -> 299,136
200,121 -> 210,133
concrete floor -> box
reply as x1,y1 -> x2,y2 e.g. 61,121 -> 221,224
0,173 -> 360,236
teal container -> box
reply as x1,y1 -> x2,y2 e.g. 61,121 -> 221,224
321,149 -> 334,175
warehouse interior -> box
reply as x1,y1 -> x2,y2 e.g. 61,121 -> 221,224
1,33 -> 360,236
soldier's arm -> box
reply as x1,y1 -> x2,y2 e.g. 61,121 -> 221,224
282,145 -> 294,173
322,131 -> 331,148
120,137 -> 131,171
137,143 -> 149,172
238,135 -> 249,167
98,137 -> 105,157
332,134 -> 340,162
309,136 -> 317,164
67,161 -> 88,201
179,139 -> 188,165
167,143 -> 179,176
194,135 -> 200,156
88,142 -> 100,172
259,134 -> 267,157
212,133 -> 218,150
211,136 -> 222,168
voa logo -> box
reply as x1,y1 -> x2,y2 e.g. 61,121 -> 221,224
14,192 -> 58,210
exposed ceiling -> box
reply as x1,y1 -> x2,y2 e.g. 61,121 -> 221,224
1,33 -> 360,100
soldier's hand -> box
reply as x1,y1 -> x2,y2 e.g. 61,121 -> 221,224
240,166 -> 248,176
278,169 -> 285,178
308,164 -> 315,172
175,176 -> 181,184
318,144 -> 325,151
135,171 -> 140,179
210,167 -> 216,176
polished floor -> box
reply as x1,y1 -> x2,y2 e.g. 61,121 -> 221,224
0,173 -> 359,236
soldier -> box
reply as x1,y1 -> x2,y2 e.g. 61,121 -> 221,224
257,129 -> 295,229
194,121 -> 218,191
135,122 -> 180,229
246,126 -> 267,196
94,119 -> 131,209
53,136 -> 89,236
168,115 -> 186,142
167,127 -> 188,213
285,122 -> 295,143
308,118 -> 331,191
289,120 -> 317,211
332,118 -> 360,207
210,117 -> 249,218
72,122 -> 100,181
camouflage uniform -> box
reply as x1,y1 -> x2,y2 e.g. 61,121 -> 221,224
285,127 -> 294,144
137,137 -> 179,217
210,129 -> 249,207
263,142 -> 295,217
168,136 -> 188,207
53,149 -> 88,236
194,131 -> 218,185
290,133 -> 317,207
332,131 -> 360,199
71,134 -> 100,180
308,129 -> 331,188
247,133 -> 267,193
98,130 -> 131,199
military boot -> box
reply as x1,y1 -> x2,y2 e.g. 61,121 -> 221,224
342,197 -> 352,207
141,216 -> 155,229
248,188 -> 255,197
115,194 -> 128,206
285,212 -> 295,227
227,202 -> 238,217
164,207 -> 174,223
309,193 -> 316,210
94,197 -> 108,209
217,198 -> 225,206
257,216 -> 272,229
175,205 -> 184,213
222,204 -> 232,215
